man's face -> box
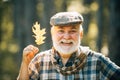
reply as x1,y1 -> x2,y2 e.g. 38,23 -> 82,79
51,24 -> 82,55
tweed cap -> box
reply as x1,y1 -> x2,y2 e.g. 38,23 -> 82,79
50,12 -> 83,26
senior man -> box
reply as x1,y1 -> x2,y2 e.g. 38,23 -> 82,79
17,12 -> 120,80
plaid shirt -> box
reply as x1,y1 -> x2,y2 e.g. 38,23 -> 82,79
28,46 -> 120,80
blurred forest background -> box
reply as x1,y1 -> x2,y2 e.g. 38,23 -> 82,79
0,0 -> 120,80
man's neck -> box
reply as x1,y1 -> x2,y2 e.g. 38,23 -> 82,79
60,53 -> 71,58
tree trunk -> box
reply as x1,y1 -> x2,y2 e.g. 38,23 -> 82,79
13,0 -> 37,62
108,0 -> 120,66
96,0 -> 104,52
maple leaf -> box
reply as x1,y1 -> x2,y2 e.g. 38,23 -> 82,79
32,22 -> 46,45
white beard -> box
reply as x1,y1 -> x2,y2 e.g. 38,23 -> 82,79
52,38 -> 81,55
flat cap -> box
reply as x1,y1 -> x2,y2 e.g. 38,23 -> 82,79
50,12 -> 83,26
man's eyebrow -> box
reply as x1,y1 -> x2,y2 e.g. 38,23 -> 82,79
59,26 -> 64,29
71,26 -> 77,29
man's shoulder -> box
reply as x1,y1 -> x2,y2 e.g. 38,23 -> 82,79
86,49 -> 111,64
80,46 -> 103,57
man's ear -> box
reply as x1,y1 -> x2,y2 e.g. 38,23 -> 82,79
80,25 -> 83,39
80,31 -> 83,39
51,27 -> 53,35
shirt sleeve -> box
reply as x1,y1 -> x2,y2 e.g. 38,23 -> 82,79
99,54 -> 120,80
28,55 -> 41,80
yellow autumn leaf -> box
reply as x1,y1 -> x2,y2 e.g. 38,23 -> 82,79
32,22 -> 46,45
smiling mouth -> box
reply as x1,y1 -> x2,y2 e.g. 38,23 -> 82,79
60,41 -> 73,45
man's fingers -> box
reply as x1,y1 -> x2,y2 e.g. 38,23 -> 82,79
29,45 -> 39,55
23,45 -> 39,57
33,47 -> 39,55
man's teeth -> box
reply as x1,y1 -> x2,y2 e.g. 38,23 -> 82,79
61,41 -> 72,44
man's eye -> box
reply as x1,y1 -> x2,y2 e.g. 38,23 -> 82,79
58,30 -> 64,33
70,30 -> 77,33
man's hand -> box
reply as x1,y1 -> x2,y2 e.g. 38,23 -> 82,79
23,45 -> 39,64
17,45 -> 39,80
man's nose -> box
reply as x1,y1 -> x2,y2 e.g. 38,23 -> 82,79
63,32 -> 71,39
